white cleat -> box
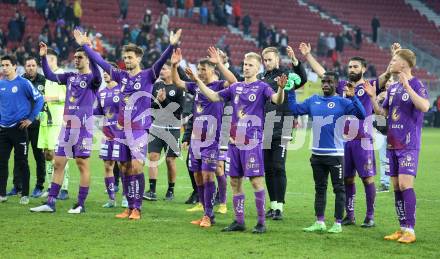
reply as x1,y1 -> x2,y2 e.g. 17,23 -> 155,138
19,196 -> 29,205
121,196 -> 128,208
68,204 -> 85,214
41,191 -> 49,198
30,203 -> 55,212
0,196 -> 7,202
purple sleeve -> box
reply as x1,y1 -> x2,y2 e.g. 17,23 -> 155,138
83,44 -> 112,74
218,85 -> 233,102
413,79 -> 429,99
264,85 -> 275,100
89,59 -> 102,89
185,82 -> 197,95
150,44 -> 174,81
41,56 -> 68,84
336,80 -> 346,96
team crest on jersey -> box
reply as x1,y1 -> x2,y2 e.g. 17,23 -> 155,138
113,96 -> 120,103
37,85 -> 44,91
169,90 -> 175,96
357,89 -> 365,96
79,81 -> 87,88
248,94 -> 256,102
402,93 -> 409,101
327,102 -> 335,108
11,86 -> 18,93
133,82 -> 141,90
391,107 -> 400,121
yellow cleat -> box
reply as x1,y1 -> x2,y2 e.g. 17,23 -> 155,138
115,209 -> 132,219
199,215 -> 212,228
190,217 -> 203,225
398,231 -> 416,244
128,208 -> 141,220
384,230 -> 403,241
217,204 -> 227,214
186,203 -> 204,212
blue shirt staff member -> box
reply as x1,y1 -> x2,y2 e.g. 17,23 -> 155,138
287,71 -> 366,234
0,55 -> 44,204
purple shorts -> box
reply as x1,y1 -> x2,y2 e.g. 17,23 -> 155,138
114,129 -> 149,162
188,145 -> 219,172
225,143 -> 264,178
218,150 -> 227,161
99,139 -> 127,161
55,127 -> 92,158
344,139 -> 376,178
386,149 -> 419,177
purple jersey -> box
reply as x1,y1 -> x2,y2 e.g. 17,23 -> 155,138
96,84 -> 123,140
186,80 -> 225,143
337,79 -> 376,139
382,77 -> 428,150
218,80 -> 275,144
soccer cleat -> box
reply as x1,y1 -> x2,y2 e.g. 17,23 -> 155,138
31,188 -> 43,198
252,223 -> 267,234
184,192 -> 199,204
327,223 -> 342,233
7,187 -> 20,196
190,217 -> 203,225
199,216 -> 212,228
30,202 -> 55,213
143,190 -> 157,201
341,216 -> 356,226
265,209 -> 275,218
68,203 -> 85,214
57,190 -> 69,200
0,196 -> 8,202
376,184 -> 390,193
217,204 -> 228,214
272,209 -> 283,220
186,203 -> 204,212
19,196 -> 30,205
102,200 -> 116,208
164,190 -> 174,201
41,189 -> 49,198
114,185 -> 119,193
121,196 -> 128,208
221,221 -> 246,232
128,208 -> 141,220
303,222 -> 327,232
384,230 -> 404,241
115,209 -> 132,219
397,231 -> 416,244
361,218 -> 376,228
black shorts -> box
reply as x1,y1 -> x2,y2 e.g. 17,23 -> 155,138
147,127 -> 181,157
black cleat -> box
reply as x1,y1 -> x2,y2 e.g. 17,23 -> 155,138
164,190 -> 174,201
143,190 -> 157,201
341,216 -> 356,226
252,223 -> 267,234
272,209 -> 283,220
221,221 -> 246,232
361,218 -> 376,228
265,209 -> 275,218
184,192 -> 199,204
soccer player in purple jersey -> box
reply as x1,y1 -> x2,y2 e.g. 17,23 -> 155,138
73,29 -> 181,220
365,48 -> 429,244
171,47 -> 237,228
30,42 -> 102,214
192,52 -> 285,233
299,42 -> 392,227
94,62 -> 127,208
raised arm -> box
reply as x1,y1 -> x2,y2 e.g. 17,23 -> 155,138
185,67 -> 222,102
343,92 -> 366,120
89,58 -> 102,88
364,80 -> 388,117
286,45 -> 307,88
170,48 -> 187,90
39,42 -> 67,84
400,72 -> 430,112
299,42 -> 326,78
207,46 -> 237,87
151,29 -> 182,80
271,74 -> 286,104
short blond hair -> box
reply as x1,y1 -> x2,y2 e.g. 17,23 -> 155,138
262,47 -> 279,57
395,49 -> 416,68
244,52 -> 262,64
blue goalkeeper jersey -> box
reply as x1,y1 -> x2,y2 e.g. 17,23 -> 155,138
0,75 -> 44,127
288,91 -> 366,156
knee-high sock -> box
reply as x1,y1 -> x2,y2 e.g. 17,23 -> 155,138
233,194 -> 245,224
61,163 -> 69,191
47,182 -> 61,206
402,188 -> 416,229
105,176 -> 116,200
197,185 -> 204,208
204,181 -> 216,218
364,182 -> 376,220
216,175 -> 227,204
345,183 -> 356,219
255,190 -> 266,225
77,186 -> 89,207
121,174 -> 127,196
133,173 -> 145,210
394,190 -> 406,227
126,175 -> 135,209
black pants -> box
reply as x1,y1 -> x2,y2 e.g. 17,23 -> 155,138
0,126 -> 30,196
310,154 -> 345,220
186,151 -> 197,193
114,162 -> 120,187
264,140 -> 287,204
13,122 -> 45,190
